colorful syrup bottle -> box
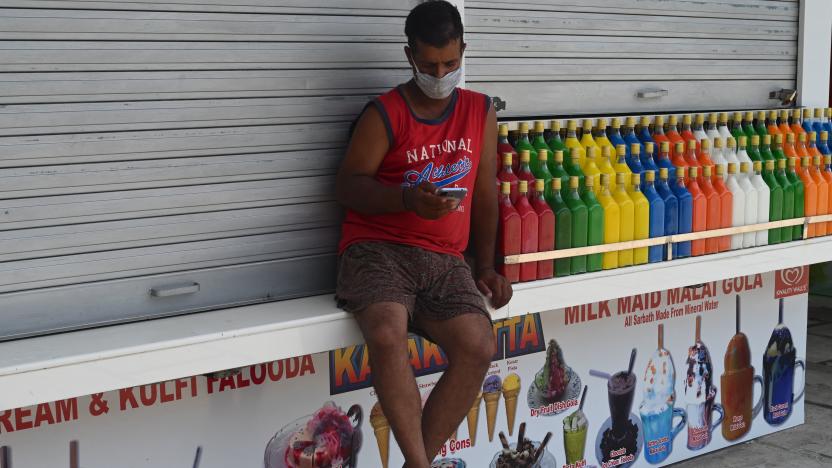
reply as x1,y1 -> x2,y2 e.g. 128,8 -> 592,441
775,158 -> 796,242
515,122 -> 538,164
747,134 -> 762,163
738,162 -> 759,248
656,140 -> 677,183
642,170 -> 666,263
548,149 -> 570,200
736,136 -> 754,178
681,114 -> 697,147
712,164 -> 733,252
797,156 -> 816,238
565,176 -> 588,274
730,111 -> 745,142
497,124 -> 518,172
791,109 -> 807,137
628,142 -> 645,176
638,116 -> 656,148
802,108 -> 815,135
823,154 -> 832,234
656,167 -> 679,260
597,144 -> 618,186
726,163 -> 745,250
795,133 -> 810,160
547,120 -> 566,154
767,110 -> 782,139
515,180 -> 539,282
564,120 -> 586,168
751,161 -> 770,246
565,148 -> 586,196
599,118 -> 619,159
652,115 -> 670,149
640,141 -> 660,175
823,109 -> 832,140
580,119 -> 600,165
516,150 -> 536,199
686,166 -> 708,256
546,177 -> 572,277
697,138 -> 715,177
623,116 -> 646,158
531,179 -> 555,279
778,109 -> 794,139
755,110 -> 769,139
671,141 -> 688,171
814,109 -> 829,145
772,133 -> 787,163
497,182 -> 521,283
532,148 -> 554,199
583,146 -> 602,195
532,121 -> 554,169
613,172 -> 635,267
711,137 -> 728,180
581,176 -> 604,272
597,174 -> 620,269
760,134 -> 776,163
629,173 -> 650,265
614,144 -> 634,190
787,157 -> 806,240
718,112 -> 733,143
693,114 -> 709,147
706,112 -> 721,149
724,137 -> 740,170
698,165 -> 722,254
808,131 -> 823,159
820,131 -> 832,158
809,155 -> 828,237
671,166 -> 694,258
742,111 -> 757,141
762,160 -> 784,244
666,115 -> 685,148
498,152 -> 520,204
685,138 -> 702,169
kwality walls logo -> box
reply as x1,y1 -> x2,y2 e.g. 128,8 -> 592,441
775,266 -> 809,299
328,314 -> 545,395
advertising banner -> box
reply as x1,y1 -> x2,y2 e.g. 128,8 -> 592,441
0,269 -> 808,468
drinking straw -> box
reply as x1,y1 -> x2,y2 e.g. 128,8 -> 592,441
516,422 -> 526,449
69,441 -> 78,468
578,385 -> 588,411
531,432 -> 553,465
736,296 -> 742,334
1,446 -> 11,468
192,447 -> 202,468
627,348 -> 637,376
589,370 -> 611,380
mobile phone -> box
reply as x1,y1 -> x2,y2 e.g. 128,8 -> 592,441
438,187 -> 468,201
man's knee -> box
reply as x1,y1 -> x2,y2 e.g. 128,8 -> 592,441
358,303 -> 409,352
448,318 -> 495,369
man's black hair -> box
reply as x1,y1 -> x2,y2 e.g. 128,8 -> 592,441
404,1 -> 464,52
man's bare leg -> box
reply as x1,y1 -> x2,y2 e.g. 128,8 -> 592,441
415,312 -> 495,461
354,302 -> 430,468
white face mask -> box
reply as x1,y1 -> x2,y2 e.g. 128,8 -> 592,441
410,60 -> 462,100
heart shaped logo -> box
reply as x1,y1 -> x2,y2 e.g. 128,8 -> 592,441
781,267 -> 804,286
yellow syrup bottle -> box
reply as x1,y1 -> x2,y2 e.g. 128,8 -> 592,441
594,118 -> 615,159
613,144 -> 634,191
613,172 -> 635,267
597,144 -> 617,184
629,172 -> 650,265
564,120 -> 586,168
580,118 -> 600,167
583,146 -> 603,195
597,173 -> 621,270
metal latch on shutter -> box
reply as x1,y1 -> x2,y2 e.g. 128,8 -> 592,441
769,88 -> 797,106
636,88 -> 668,99
150,282 -> 200,298
492,96 -> 507,112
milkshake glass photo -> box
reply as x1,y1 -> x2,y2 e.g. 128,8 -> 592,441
684,316 -> 723,450
720,296 -> 763,441
763,298 -> 806,425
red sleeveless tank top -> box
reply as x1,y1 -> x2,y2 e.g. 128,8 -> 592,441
339,85 -> 491,257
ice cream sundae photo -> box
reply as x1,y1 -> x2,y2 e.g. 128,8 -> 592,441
684,316 -> 723,451
528,339 -> 582,416
490,423 -> 556,468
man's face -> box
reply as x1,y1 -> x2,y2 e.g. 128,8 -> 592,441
405,38 -> 465,79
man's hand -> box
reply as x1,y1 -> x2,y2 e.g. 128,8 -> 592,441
404,181 -> 459,219
475,268 -> 512,309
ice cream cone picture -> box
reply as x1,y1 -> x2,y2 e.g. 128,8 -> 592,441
483,375 -> 502,442
370,402 -> 390,468
501,373 -> 521,436
467,392 -> 482,446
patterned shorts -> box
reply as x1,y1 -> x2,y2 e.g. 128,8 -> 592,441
335,241 -> 491,341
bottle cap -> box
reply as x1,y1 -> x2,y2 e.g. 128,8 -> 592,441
534,121 -> 545,133
786,133 -> 795,143
802,156 -> 809,167
659,167 -> 668,179
744,111 -> 754,121
632,173 -> 641,185
582,119 -> 593,129
765,160 -> 775,170
625,116 -> 635,127
798,132 -> 806,142
779,159 -> 787,169
823,131 -> 829,141
775,134 -> 783,144
719,112 -> 728,123
727,162 -> 737,174
501,181 -> 510,195
809,131 -> 817,142
587,146 -> 596,159
519,122 -> 529,133
793,109 -> 802,119
655,115 -> 665,126
616,173 -> 626,184
688,139 -> 697,149
518,180 -> 528,194
695,114 -> 704,125
518,150 -> 530,163
703,165 -> 712,178
677,166 -> 687,179
716,164 -> 725,176
571,147 -> 581,161
689,166 -> 699,178
502,153 -> 513,165
498,124 -> 509,137
645,142 -> 654,153
769,110 -> 778,120
630,143 -> 640,155
602,145 -> 611,158
552,178 -> 562,190
683,114 -> 692,125
780,109 -> 789,120
727,137 -> 736,148
764,134 -> 771,144
815,108 -> 823,119
709,113 -> 718,124
610,118 -> 620,128
645,170 -> 655,182
600,173 -> 610,186
660,141 -> 669,152
550,120 -> 561,131
640,116 -> 651,127
554,150 -> 564,163
733,111 -> 743,122
738,136 -> 747,147
714,138 -> 723,148
616,144 -> 626,156
669,115 -> 678,125
598,118 -> 609,129
535,179 -> 545,192
757,111 -> 766,121
567,120 -> 577,131
675,142 -> 684,153
826,155 -> 832,166
814,155 -> 821,166
751,135 -> 760,145
700,138 -> 710,150
538,148 -> 548,161
569,176 -> 579,189
754,161 -> 762,172
585,176 -> 594,187
740,162 -> 750,173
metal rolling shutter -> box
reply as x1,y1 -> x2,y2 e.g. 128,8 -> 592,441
464,0 -> 799,116
0,0 -> 419,340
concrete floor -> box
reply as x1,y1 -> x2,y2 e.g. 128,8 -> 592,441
672,299 -> 832,467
